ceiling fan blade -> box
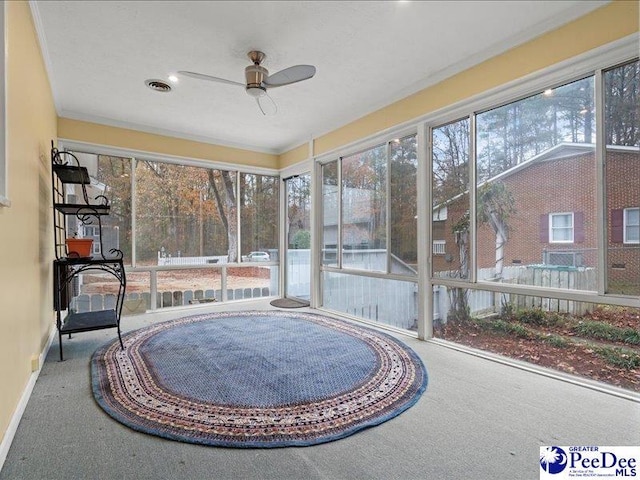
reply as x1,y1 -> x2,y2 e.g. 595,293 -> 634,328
178,71 -> 244,87
262,65 -> 316,88
256,94 -> 277,116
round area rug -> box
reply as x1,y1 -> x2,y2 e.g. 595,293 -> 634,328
91,311 -> 427,448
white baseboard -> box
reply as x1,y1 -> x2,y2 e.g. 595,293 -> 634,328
0,325 -> 56,471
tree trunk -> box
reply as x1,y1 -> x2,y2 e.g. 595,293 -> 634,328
208,170 -> 237,262
449,229 -> 470,323
489,211 -> 507,279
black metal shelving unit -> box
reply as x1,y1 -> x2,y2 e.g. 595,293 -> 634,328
51,141 -> 126,360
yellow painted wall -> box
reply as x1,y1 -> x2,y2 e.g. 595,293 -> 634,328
0,1 -> 57,446
58,118 -> 278,169
278,143 -> 309,170
279,1 -> 639,165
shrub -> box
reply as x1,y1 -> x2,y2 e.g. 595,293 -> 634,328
543,334 -> 570,348
573,321 -> 640,345
593,346 -> 640,369
487,319 -> 531,338
515,308 -> 550,326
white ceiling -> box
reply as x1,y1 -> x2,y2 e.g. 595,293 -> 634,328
31,1 -> 608,154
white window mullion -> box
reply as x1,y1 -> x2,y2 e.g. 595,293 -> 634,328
469,114 -> 477,284
236,172 -> 241,264
385,141 -> 392,274
337,158 -> 343,270
131,157 -> 137,268
595,68 -> 606,295
417,123 -> 430,340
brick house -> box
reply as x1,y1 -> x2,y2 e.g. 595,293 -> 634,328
433,143 -> 639,293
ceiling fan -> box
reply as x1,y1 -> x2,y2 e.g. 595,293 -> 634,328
179,51 -> 316,116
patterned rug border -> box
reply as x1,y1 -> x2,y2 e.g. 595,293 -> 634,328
91,311 -> 428,448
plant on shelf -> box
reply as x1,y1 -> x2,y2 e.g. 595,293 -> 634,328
65,230 -> 93,258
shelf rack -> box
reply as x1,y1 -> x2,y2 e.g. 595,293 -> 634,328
51,141 -> 126,360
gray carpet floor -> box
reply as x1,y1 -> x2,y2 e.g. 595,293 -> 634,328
1,299 -> 639,480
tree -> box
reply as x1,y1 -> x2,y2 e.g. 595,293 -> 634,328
477,76 -> 595,181
605,60 -> 639,146
390,135 -> 418,264
97,156 -> 132,261
448,211 -> 470,322
291,229 -> 311,249
342,145 -> 387,249
240,173 -> 279,256
287,175 -> 311,248
433,120 -> 469,206
476,181 -> 516,280
208,169 -> 237,262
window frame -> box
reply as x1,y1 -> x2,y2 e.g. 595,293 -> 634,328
83,225 -> 102,255
318,132 -> 418,279
549,212 -> 575,244
624,207 -> 640,244
59,139 -> 280,269
432,240 -> 446,255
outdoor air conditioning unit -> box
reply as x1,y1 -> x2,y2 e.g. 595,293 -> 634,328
543,251 -> 584,267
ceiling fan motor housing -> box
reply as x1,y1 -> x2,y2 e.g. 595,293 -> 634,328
245,64 -> 268,97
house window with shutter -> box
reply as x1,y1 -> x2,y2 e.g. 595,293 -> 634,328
624,207 -> 639,244
611,208 -> 639,244
83,225 -> 102,255
549,212 -> 574,243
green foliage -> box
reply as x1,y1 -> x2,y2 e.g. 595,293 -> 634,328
515,308 -> 552,326
543,334 -> 570,348
476,181 -> 516,229
592,346 -> 640,369
572,321 -> 640,345
451,211 -> 469,235
291,229 -> 311,249
500,302 -> 515,318
447,303 -> 471,324
486,318 -> 531,338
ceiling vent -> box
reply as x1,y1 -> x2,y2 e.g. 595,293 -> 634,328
145,79 -> 172,92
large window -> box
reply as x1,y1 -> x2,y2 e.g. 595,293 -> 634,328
605,60 -> 639,295
432,118 -> 470,279
240,173 -> 279,262
341,145 -> 387,271
320,135 -> 417,329
285,174 -> 311,300
390,135 -> 418,273
428,54 -> 638,391
321,161 -> 339,267
475,76 -> 596,286
62,149 -> 280,311
135,161 -> 236,265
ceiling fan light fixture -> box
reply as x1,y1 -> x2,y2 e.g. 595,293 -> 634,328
246,85 -> 266,98
245,64 -> 268,88
179,49 -> 315,115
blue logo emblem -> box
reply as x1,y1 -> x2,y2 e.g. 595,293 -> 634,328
540,446 -> 568,474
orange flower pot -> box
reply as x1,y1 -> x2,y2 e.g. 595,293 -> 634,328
66,238 -> 93,258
